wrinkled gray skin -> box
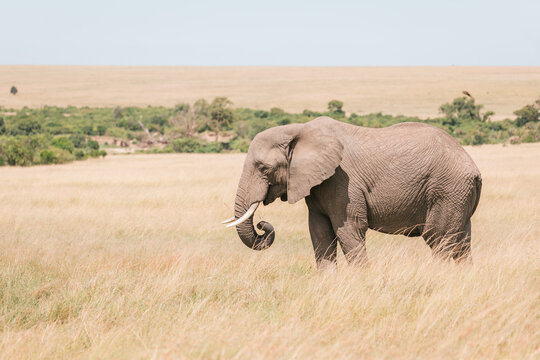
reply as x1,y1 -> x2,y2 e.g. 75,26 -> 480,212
232,117 -> 482,268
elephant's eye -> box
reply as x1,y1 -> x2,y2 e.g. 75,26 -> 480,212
258,163 -> 269,174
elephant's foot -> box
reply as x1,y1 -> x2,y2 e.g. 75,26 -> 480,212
316,258 -> 337,272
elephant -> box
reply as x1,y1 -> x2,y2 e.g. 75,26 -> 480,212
222,117 -> 482,268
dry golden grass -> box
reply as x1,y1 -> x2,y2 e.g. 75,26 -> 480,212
1,66 -> 540,120
0,144 -> 539,359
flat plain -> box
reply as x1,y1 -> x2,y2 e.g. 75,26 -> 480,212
0,144 -> 539,359
1,66 -> 540,120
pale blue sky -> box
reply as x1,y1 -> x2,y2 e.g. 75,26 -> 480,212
2,0 -> 539,66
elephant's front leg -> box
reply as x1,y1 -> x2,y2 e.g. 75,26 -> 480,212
308,210 -> 337,270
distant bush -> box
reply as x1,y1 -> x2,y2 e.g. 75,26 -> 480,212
461,130 -> 488,146
69,133 -> 86,148
270,107 -> 285,116
113,106 -> 123,120
514,104 -> 539,127
117,119 -> 140,131
51,137 -> 74,153
230,138 -> 250,152
328,100 -> 345,116
40,149 -> 56,164
89,149 -> 107,158
0,96 -> 539,166
82,125 -> 95,135
74,149 -> 86,160
87,139 -> 100,150
96,125 -> 107,136
439,97 -> 489,125
2,137 -> 35,166
11,118 -> 42,135
171,138 -> 222,153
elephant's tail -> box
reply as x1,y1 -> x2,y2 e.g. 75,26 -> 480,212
470,174 -> 482,217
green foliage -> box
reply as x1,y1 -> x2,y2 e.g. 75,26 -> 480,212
89,149 -> 107,158
117,119 -> 140,131
209,97 -> 234,133
96,125 -> 107,136
514,104 -> 539,127
328,100 -> 344,116
11,118 -> 42,135
0,97 -> 539,166
520,122 -> 540,143
230,138 -> 250,152
170,138 -> 222,153
10,86 -> 17,95
87,139 -> 100,150
439,97 -> 488,125
74,149 -> 86,160
40,149 -> 56,164
113,106 -> 123,120
270,107 -> 284,116
69,133 -> 86,148
0,137 -> 36,166
51,137 -> 74,153
169,102 -> 207,138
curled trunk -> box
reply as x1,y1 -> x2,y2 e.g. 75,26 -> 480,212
234,170 -> 274,250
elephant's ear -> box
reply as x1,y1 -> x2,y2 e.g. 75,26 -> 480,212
287,125 -> 343,204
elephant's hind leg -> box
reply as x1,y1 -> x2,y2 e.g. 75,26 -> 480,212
335,222 -> 368,266
423,214 -> 472,263
308,211 -> 338,270
450,219 -> 472,263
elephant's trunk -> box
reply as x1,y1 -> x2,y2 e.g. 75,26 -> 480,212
233,171 -> 275,251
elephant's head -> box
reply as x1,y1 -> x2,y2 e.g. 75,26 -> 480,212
222,117 -> 344,250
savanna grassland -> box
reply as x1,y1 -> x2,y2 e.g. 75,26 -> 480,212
2,66 -> 540,120
0,144 -> 538,359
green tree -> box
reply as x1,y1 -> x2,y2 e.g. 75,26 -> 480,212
4,138 -> 34,166
87,139 -> 100,150
270,107 -> 285,116
69,133 -> 86,148
113,106 -> 123,120
40,150 -> 56,164
439,97 -> 491,125
209,97 -> 234,142
0,117 -> 6,135
51,137 -> 74,153
82,125 -> 95,135
10,86 -> 17,95
193,99 -> 209,118
514,104 -> 539,127
12,119 -> 41,135
328,100 -> 344,115
170,103 -> 198,138
97,125 -> 107,136
482,111 -> 495,123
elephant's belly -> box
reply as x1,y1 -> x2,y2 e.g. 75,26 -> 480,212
370,223 -> 424,237
366,199 -> 428,237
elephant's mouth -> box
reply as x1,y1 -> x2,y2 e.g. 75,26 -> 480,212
263,184 -> 287,205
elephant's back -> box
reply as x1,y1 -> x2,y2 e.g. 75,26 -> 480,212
365,122 -> 478,171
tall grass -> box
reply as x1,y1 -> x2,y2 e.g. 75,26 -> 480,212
0,145 -> 538,359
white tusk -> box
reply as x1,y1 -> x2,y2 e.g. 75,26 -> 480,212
225,202 -> 260,228
221,216 -> 236,224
